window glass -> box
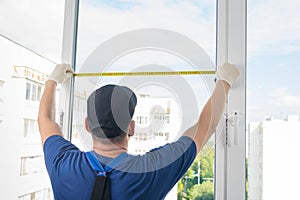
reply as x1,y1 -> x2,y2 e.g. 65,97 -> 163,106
23,118 -> 39,140
25,81 -> 44,102
37,85 -> 42,101
25,82 -> 31,100
23,119 -> 29,137
31,84 -> 37,101
0,1 -> 64,199
0,0 -> 64,63
18,189 -> 51,200
20,156 -> 44,176
247,0 -> 300,199
74,1 -> 216,199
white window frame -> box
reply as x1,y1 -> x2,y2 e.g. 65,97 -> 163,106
61,0 -> 247,199
215,0 -> 246,199
60,0 -> 79,139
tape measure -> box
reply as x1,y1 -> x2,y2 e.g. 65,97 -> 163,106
73,70 -> 216,77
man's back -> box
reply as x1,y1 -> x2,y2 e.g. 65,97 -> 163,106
39,63 -> 239,200
44,135 -> 196,200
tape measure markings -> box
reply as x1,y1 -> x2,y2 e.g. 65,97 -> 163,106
73,70 -> 216,77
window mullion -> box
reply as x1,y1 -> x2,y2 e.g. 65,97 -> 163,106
215,0 -> 246,199
59,0 -> 80,141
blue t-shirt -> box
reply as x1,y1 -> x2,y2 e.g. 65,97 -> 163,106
44,135 -> 196,200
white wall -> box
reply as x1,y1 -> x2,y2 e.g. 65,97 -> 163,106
263,119 -> 300,199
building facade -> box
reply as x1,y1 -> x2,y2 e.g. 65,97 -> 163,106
248,116 -> 300,200
1,66 -> 53,199
129,94 -> 180,154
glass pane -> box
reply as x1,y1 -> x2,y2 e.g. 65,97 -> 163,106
25,82 -> 31,100
37,85 -> 42,101
0,1 -> 64,199
74,1 -> 216,199
0,0 -> 64,63
31,84 -> 37,101
247,0 -> 300,199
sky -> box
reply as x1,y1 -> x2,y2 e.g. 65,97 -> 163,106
0,0 -> 300,122
247,0 -> 300,121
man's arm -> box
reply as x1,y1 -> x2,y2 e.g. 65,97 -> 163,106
38,64 -> 73,146
38,80 -> 62,145
183,63 -> 240,154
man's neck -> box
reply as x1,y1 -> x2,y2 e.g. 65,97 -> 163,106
92,135 -> 129,158
93,143 -> 128,158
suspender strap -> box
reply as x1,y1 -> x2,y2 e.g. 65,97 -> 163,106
86,152 -> 105,176
86,152 -> 127,200
86,151 -> 127,176
90,176 -> 110,200
104,153 -> 127,173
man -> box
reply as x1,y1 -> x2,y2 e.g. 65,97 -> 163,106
38,63 -> 239,199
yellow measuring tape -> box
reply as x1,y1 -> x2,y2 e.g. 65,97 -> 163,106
73,70 -> 216,77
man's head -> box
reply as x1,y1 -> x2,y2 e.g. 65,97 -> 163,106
86,84 -> 137,140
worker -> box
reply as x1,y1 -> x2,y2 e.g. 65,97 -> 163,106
38,63 -> 239,199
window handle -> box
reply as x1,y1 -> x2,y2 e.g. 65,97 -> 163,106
228,111 -> 240,146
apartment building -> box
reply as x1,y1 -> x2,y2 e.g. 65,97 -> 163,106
1,66 -> 53,199
248,115 -> 300,200
129,94 -> 180,154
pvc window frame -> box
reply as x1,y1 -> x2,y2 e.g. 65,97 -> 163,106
59,0 -> 79,140
215,0 -> 246,199
60,0 -> 247,199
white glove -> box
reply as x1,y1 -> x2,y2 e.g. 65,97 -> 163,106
47,63 -> 73,84
216,63 -> 240,86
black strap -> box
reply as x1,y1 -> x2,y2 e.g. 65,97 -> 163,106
86,152 -> 127,200
90,176 -> 111,200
